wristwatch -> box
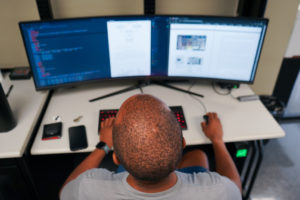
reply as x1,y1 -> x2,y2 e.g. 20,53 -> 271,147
96,141 -> 111,155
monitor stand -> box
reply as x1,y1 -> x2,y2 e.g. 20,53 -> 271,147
89,81 -> 204,103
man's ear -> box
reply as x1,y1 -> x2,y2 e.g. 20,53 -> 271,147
113,152 -> 120,165
182,137 -> 186,149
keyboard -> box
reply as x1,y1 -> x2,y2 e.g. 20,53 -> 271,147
98,106 -> 187,132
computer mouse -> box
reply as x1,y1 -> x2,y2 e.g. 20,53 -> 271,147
203,115 -> 209,124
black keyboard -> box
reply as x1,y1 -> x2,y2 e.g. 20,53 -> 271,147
98,106 -> 187,132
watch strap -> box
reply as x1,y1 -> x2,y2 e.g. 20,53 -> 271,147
96,141 -> 111,154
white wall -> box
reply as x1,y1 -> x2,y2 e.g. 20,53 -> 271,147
250,0 -> 300,95
0,0 -> 39,68
285,5 -> 300,57
50,0 -> 238,18
156,0 -> 238,16
51,0 -> 143,19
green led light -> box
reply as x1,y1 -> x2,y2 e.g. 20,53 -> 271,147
236,149 -> 248,158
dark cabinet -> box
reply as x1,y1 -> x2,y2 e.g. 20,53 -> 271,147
0,158 -> 37,200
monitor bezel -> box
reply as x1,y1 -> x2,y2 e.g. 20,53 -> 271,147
19,15 -> 268,91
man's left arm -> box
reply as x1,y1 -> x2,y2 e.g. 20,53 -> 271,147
60,117 -> 115,193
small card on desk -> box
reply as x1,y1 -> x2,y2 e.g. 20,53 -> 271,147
42,122 -> 62,140
9,67 -> 31,80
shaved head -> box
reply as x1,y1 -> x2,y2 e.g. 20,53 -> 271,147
113,94 -> 183,182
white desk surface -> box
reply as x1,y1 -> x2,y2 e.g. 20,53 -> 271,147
0,78 -> 48,158
31,81 -> 285,155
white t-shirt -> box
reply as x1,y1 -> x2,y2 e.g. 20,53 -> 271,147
61,168 -> 241,200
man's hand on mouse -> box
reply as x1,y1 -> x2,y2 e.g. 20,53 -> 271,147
100,117 -> 115,148
201,112 -> 223,144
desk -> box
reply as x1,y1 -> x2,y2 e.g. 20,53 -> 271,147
31,81 -> 285,155
29,80 -> 285,200
0,78 -> 48,200
0,78 -> 48,158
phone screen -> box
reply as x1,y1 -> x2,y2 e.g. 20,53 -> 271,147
68,125 -> 88,151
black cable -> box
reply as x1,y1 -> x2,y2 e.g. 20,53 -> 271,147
5,85 -> 13,98
187,80 -> 197,91
139,85 -> 144,94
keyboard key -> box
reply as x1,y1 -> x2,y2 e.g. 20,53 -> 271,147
98,106 -> 187,133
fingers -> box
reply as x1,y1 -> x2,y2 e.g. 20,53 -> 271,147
101,117 -> 115,128
206,112 -> 218,120
208,112 -> 217,118
106,117 -> 115,126
212,112 -> 217,119
201,121 -> 206,130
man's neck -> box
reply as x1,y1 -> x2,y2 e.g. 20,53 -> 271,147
126,172 -> 177,193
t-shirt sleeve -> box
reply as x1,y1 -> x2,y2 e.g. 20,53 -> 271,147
219,176 -> 242,200
59,168 -> 115,200
60,173 -> 86,200
184,171 -> 242,200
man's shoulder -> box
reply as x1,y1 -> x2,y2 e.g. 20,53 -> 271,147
176,170 -> 226,185
79,168 -> 127,181
61,169 -> 128,200
176,171 -> 242,199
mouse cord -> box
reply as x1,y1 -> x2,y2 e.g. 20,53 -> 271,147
189,94 -> 208,114
187,80 -> 207,114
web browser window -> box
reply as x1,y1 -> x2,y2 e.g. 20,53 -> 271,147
168,23 -> 262,81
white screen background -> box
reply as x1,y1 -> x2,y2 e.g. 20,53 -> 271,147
107,20 -> 151,78
168,24 -> 262,81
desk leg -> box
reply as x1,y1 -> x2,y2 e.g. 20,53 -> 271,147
242,140 -> 264,200
17,157 -> 40,200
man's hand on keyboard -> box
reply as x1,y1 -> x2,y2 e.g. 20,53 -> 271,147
100,117 -> 115,148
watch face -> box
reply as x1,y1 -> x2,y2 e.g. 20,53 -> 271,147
96,142 -> 111,154
96,142 -> 106,149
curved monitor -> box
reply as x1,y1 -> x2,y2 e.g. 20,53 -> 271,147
19,15 -> 268,90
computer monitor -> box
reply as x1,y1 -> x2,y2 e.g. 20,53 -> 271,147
19,15 -> 268,90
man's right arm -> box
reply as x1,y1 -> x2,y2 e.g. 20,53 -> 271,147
201,112 -> 242,193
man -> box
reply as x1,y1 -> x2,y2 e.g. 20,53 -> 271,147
60,94 -> 242,199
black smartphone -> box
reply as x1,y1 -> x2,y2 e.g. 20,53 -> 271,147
68,125 -> 88,151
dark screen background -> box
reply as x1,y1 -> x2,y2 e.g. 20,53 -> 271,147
21,18 -> 111,87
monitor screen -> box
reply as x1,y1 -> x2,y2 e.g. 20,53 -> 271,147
19,15 -> 268,90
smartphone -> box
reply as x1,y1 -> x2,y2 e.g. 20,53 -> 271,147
68,125 -> 88,151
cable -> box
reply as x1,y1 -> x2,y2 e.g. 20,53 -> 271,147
138,85 -> 144,94
229,92 -> 238,100
187,80 -> 197,92
187,81 -> 207,114
189,94 -> 208,114
5,85 -> 13,98
212,82 -> 232,96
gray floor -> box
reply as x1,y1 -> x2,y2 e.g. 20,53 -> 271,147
250,119 -> 300,200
